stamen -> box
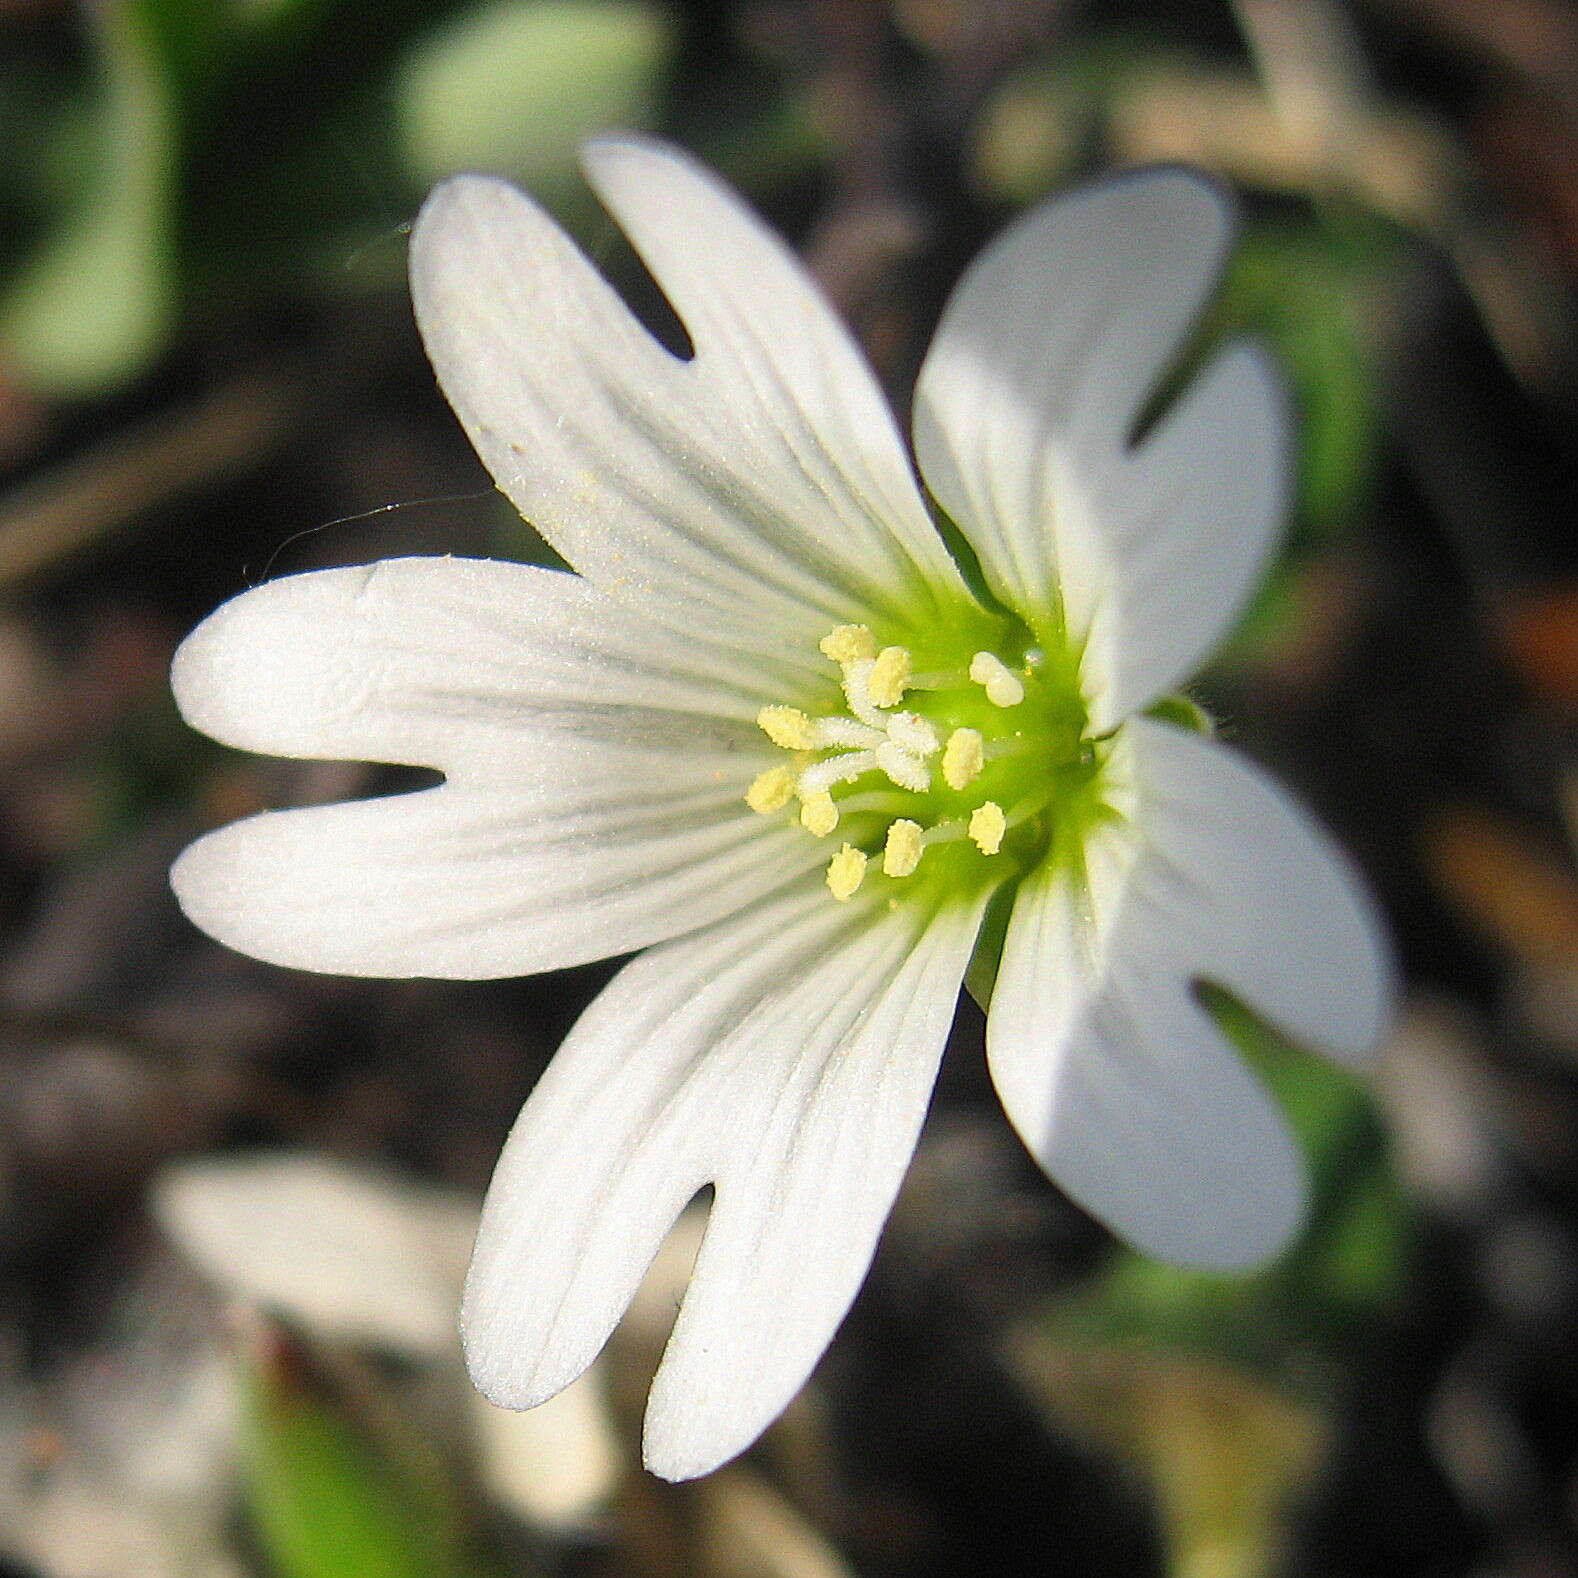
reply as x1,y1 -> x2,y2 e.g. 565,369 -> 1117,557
814,717 -> 885,750
799,792 -> 839,838
886,711 -> 940,757
758,705 -> 819,750
941,727 -> 985,790
969,651 -> 1025,708
799,750 -> 879,796
761,618 -> 1090,904
841,659 -> 888,729
819,624 -> 876,664
835,791 -> 914,817
883,819 -> 924,877
868,646 -> 912,708
969,801 -> 1007,855
875,741 -> 930,793
745,765 -> 796,814
826,843 -> 868,901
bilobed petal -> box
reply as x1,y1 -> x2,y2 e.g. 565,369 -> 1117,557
987,718 -> 1391,1268
913,169 -> 1288,730
461,877 -> 988,1479
172,557 -> 791,761
171,780 -> 819,979
410,137 -> 968,662
170,559 -> 818,978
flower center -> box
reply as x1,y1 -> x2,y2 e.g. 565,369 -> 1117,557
746,619 -> 1108,901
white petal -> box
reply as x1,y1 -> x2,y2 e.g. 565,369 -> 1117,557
987,718 -> 1391,1269
172,556 -> 787,762
171,559 -> 819,977
409,135 -> 969,661
461,877 -> 988,1479
913,168 -> 1289,730
172,782 -> 819,979
152,1152 -> 476,1358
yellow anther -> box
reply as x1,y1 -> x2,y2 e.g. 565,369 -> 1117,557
882,819 -> 924,878
757,704 -> 818,750
826,843 -> 868,901
969,651 -> 1025,708
868,646 -> 912,708
969,801 -> 1007,856
746,765 -> 796,814
819,624 -> 876,664
800,792 -> 839,838
941,727 -> 985,791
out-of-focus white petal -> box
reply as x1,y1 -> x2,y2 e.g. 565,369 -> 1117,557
153,1152 -> 477,1358
461,876 -> 988,1480
987,718 -> 1391,1268
170,558 -> 819,978
409,136 -> 968,664
913,169 -> 1288,731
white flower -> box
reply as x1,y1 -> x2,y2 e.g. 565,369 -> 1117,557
170,137 -> 1392,1480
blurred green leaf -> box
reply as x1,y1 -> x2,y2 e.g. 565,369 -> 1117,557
972,37 -> 1199,206
1013,1331 -> 1322,1578
0,0 -> 179,396
129,0 -> 228,100
1197,219 -> 1393,659
239,1327 -> 473,1578
1209,226 -> 1382,538
395,0 -> 672,192
226,0 -> 338,37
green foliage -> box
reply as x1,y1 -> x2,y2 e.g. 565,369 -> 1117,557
238,1330 -> 485,1578
0,1 -> 178,395
396,0 -> 672,194
0,0 -> 675,396
1208,224 -> 1384,544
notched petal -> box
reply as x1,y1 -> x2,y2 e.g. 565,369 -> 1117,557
986,719 -> 1391,1269
914,166 -> 1288,728
460,879 -> 988,1478
410,139 -> 967,657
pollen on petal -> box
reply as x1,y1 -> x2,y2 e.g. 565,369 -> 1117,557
969,801 -> 1007,855
868,646 -> 912,708
882,819 -> 924,878
800,792 -> 839,837
757,704 -> 818,750
819,624 -> 876,664
826,843 -> 868,901
745,765 -> 796,814
941,727 -> 985,790
969,651 -> 1025,708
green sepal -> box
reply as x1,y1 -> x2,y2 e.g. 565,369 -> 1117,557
1143,693 -> 1215,735
964,880 -> 1017,1010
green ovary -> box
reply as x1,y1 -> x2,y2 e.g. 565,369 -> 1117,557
746,599 -> 1117,903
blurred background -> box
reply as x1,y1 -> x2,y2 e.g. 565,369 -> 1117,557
0,0 -> 1576,1574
